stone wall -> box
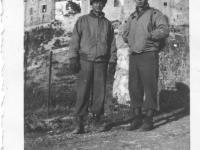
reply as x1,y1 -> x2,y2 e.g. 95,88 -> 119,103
149,0 -> 189,26
159,32 -> 189,88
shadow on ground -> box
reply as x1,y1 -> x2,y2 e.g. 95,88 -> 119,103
158,82 -> 190,113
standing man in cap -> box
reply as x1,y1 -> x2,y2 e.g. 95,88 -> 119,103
122,0 -> 169,131
69,0 -> 117,134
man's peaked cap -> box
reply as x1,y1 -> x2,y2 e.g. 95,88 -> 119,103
90,0 -> 107,5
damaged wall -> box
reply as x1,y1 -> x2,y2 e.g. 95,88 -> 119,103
81,0 -> 189,26
24,0 -> 55,27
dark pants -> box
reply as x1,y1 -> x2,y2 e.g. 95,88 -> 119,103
74,59 -> 108,117
129,51 -> 158,110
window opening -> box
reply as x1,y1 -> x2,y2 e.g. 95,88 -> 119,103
30,7 -> 33,15
164,2 -> 167,6
42,5 -> 47,13
114,0 -> 120,7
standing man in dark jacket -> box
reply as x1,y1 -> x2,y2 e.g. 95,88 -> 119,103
69,0 -> 117,134
122,0 -> 169,131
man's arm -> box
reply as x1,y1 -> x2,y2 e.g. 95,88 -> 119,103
149,10 -> 170,40
122,15 -> 133,43
68,18 -> 82,74
109,24 -> 117,63
68,17 -> 82,59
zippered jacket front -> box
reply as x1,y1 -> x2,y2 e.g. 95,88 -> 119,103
69,10 -> 117,63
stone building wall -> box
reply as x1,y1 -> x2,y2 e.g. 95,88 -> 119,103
149,0 -> 189,26
80,0 -> 189,25
103,0 -> 123,21
123,0 -> 137,20
24,0 -> 55,27
81,0 -> 136,21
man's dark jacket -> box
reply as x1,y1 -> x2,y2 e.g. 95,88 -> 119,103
69,11 -> 117,63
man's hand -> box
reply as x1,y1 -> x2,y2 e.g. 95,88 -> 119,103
108,62 -> 117,76
69,57 -> 80,74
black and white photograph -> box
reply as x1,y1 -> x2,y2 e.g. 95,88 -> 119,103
1,0 -> 200,149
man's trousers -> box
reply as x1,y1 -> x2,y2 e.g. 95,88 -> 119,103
74,59 -> 108,117
129,51 -> 158,110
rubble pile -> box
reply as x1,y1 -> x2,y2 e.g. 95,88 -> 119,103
113,46 -> 131,105
26,27 -> 74,90
112,23 -> 131,105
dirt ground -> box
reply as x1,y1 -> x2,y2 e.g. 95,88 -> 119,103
24,74 -> 190,150
25,108 -> 189,150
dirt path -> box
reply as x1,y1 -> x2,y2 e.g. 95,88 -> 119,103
25,112 -> 189,150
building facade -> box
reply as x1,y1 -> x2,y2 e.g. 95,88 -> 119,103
24,0 -> 56,27
81,0 -> 189,26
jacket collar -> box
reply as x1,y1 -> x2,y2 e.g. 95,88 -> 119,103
134,3 -> 151,19
89,10 -> 105,18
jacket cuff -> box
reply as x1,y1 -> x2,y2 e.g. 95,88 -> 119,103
69,57 -> 78,60
109,62 -> 117,64
109,58 -> 117,63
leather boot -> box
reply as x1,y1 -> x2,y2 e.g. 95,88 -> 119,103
139,109 -> 154,132
90,114 -> 106,132
72,116 -> 84,134
126,107 -> 143,131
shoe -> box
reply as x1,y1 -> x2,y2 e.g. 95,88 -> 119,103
126,107 -> 143,131
72,116 -> 84,134
139,116 -> 154,132
126,115 -> 143,131
90,114 -> 106,132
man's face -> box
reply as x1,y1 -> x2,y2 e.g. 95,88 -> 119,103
134,0 -> 148,7
92,1 -> 105,13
